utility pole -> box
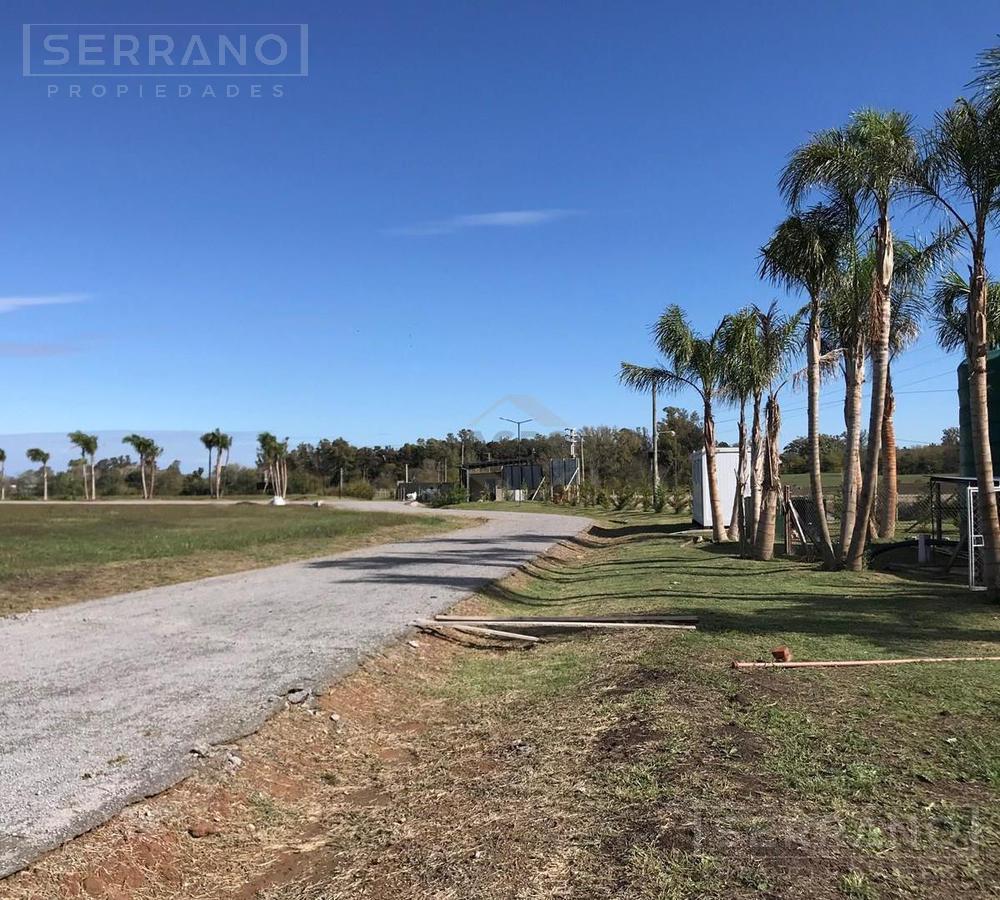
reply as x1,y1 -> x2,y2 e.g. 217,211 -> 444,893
652,383 -> 659,495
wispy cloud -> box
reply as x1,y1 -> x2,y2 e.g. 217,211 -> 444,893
0,342 -> 78,357
388,209 -> 581,237
0,293 -> 87,314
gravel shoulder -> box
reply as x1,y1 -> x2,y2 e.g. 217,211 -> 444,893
0,501 -> 591,877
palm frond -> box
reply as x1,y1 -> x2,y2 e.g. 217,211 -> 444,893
618,362 -> 700,398
758,203 -> 850,298
652,306 -> 695,369
971,42 -> 1000,99
790,347 -> 845,392
928,270 -> 1000,353
780,110 -> 918,216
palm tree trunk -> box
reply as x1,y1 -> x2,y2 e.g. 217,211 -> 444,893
806,296 -> 836,567
846,212 -> 894,570
749,390 -> 763,545
703,396 -> 727,542
753,394 -> 781,560
839,353 -> 864,559
80,460 -> 89,500
967,253 -> 1000,593
140,460 -> 148,499
43,467 -> 48,502
150,457 -> 157,498
728,399 -> 748,542
214,455 -> 223,499
877,370 -> 898,539
90,454 -> 97,501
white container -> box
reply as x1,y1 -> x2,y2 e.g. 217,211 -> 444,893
690,447 -> 749,527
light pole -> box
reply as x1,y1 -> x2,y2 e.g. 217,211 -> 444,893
501,417 -> 532,502
500,417 -> 532,459
651,383 -> 659,495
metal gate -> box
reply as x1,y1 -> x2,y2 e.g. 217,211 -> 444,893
967,486 -> 986,591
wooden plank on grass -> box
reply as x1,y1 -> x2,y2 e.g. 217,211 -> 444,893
732,656 -> 1000,670
414,619 -> 541,643
434,619 -> 696,631
433,613 -> 699,625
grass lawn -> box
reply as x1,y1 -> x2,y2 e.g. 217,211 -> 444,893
6,513 -> 1000,899
0,503 -> 466,616
252,520 -> 999,899
430,528 -> 1000,898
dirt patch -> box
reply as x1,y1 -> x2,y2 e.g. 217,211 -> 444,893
594,717 -> 660,759
602,666 -> 677,695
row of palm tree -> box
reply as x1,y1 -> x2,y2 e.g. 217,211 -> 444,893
11,431 -> 208,501
621,44 -> 1000,585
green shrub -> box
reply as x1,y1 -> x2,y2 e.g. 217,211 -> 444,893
342,479 -> 375,500
428,483 -> 466,507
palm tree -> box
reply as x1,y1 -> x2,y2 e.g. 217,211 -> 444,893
759,205 -> 847,567
257,432 -> 289,501
122,434 -> 154,498
781,109 -> 918,570
821,244 -> 869,557
146,441 -> 164,498
0,448 -> 6,500
874,238 -> 952,538
26,448 -> 50,501
751,303 -> 803,561
720,306 -> 765,546
213,430 -> 232,498
913,93 -> 1000,590
68,431 -> 98,500
200,431 -> 217,497
620,306 -> 729,541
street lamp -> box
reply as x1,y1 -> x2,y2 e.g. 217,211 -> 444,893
500,417 -> 532,458
501,417 -> 532,503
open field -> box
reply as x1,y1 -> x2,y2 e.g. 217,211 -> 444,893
782,472 -> 935,491
0,504 -> 466,617
6,513 -> 999,899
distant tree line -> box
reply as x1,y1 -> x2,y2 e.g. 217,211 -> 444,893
780,428 -> 960,476
1,414 -> 709,501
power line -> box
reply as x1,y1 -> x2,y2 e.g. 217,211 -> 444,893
716,386 -> 956,427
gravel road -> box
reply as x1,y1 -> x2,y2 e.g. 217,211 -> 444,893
0,502 -> 591,877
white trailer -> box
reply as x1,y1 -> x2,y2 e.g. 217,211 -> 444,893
690,447 -> 749,528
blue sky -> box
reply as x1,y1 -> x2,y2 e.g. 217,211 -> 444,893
0,1 -> 994,469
